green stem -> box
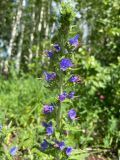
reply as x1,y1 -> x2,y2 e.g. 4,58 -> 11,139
56,71 -> 63,160
56,26 -> 66,160
57,32 -> 65,130
57,70 -> 63,130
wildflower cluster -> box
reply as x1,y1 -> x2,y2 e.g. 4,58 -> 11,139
58,91 -> 75,102
41,34 -> 79,158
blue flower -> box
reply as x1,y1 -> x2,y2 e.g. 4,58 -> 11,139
60,58 -> 73,71
42,121 -> 54,135
69,75 -> 79,82
58,141 -> 65,150
58,91 -> 67,102
54,140 -> 65,150
67,91 -> 75,99
44,71 -> 56,81
54,44 -> 61,52
68,109 -> 76,120
10,147 -> 17,156
42,122 -> 48,128
41,140 -> 49,150
65,146 -> 72,156
43,104 -> 54,114
46,126 -> 54,135
47,51 -> 54,58
69,34 -> 79,47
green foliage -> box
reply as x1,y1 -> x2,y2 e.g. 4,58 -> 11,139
0,0 -> 120,159
0,58 -> 120,159
0,76 -> 47,159
76,0 -> 120,65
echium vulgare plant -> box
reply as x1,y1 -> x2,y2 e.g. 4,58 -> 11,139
41,33 -> 80,159
40,3 -> 81,160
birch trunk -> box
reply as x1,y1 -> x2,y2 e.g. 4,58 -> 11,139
45,0 -> 51,39
8,0 -> 23,58
15,22 -> 25,72
15,0 -> 26,72
28,1 -> 36,63
3,0 -> 23,76
36,0 -> 45,57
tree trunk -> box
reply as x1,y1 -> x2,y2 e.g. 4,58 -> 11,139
28,0 -> 36,63
3,0 -> 23,76
36,0 -> 45,58
15,0 -> 26,73
8,0 -> 23,58
15,22 -> 25,72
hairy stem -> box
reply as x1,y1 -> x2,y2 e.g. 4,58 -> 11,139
57,70 -> 63,130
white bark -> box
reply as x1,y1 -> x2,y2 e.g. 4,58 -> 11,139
15,0 -> 26,72
8,0 -> 23,58
3,0 -> 23,75
36,0 -> 45,57
15,23 -> 25,72
44,5 -> 48,39
29,1 -> 36,63
45,0 -> 51,39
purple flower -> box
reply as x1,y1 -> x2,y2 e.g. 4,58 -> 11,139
58,141 -> 65,150
67,91 -> 75,99
41,140 -> 49,150
46,126 -> 54,135
54,44 -> 61,52
10,147 -> 17,156
65,146 -> 72,156
69,34 -> 79,47
58,91 -> 67,102
47,51 -> 54,58
43,104 -> 54,114
54,141 -> 65,150
60,58 -> 73,71
44,71 -> 56,81
42,121 -> 49,128
69,75 -> 79,82
68,109 -> 76,120
42,121 -> 54,135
